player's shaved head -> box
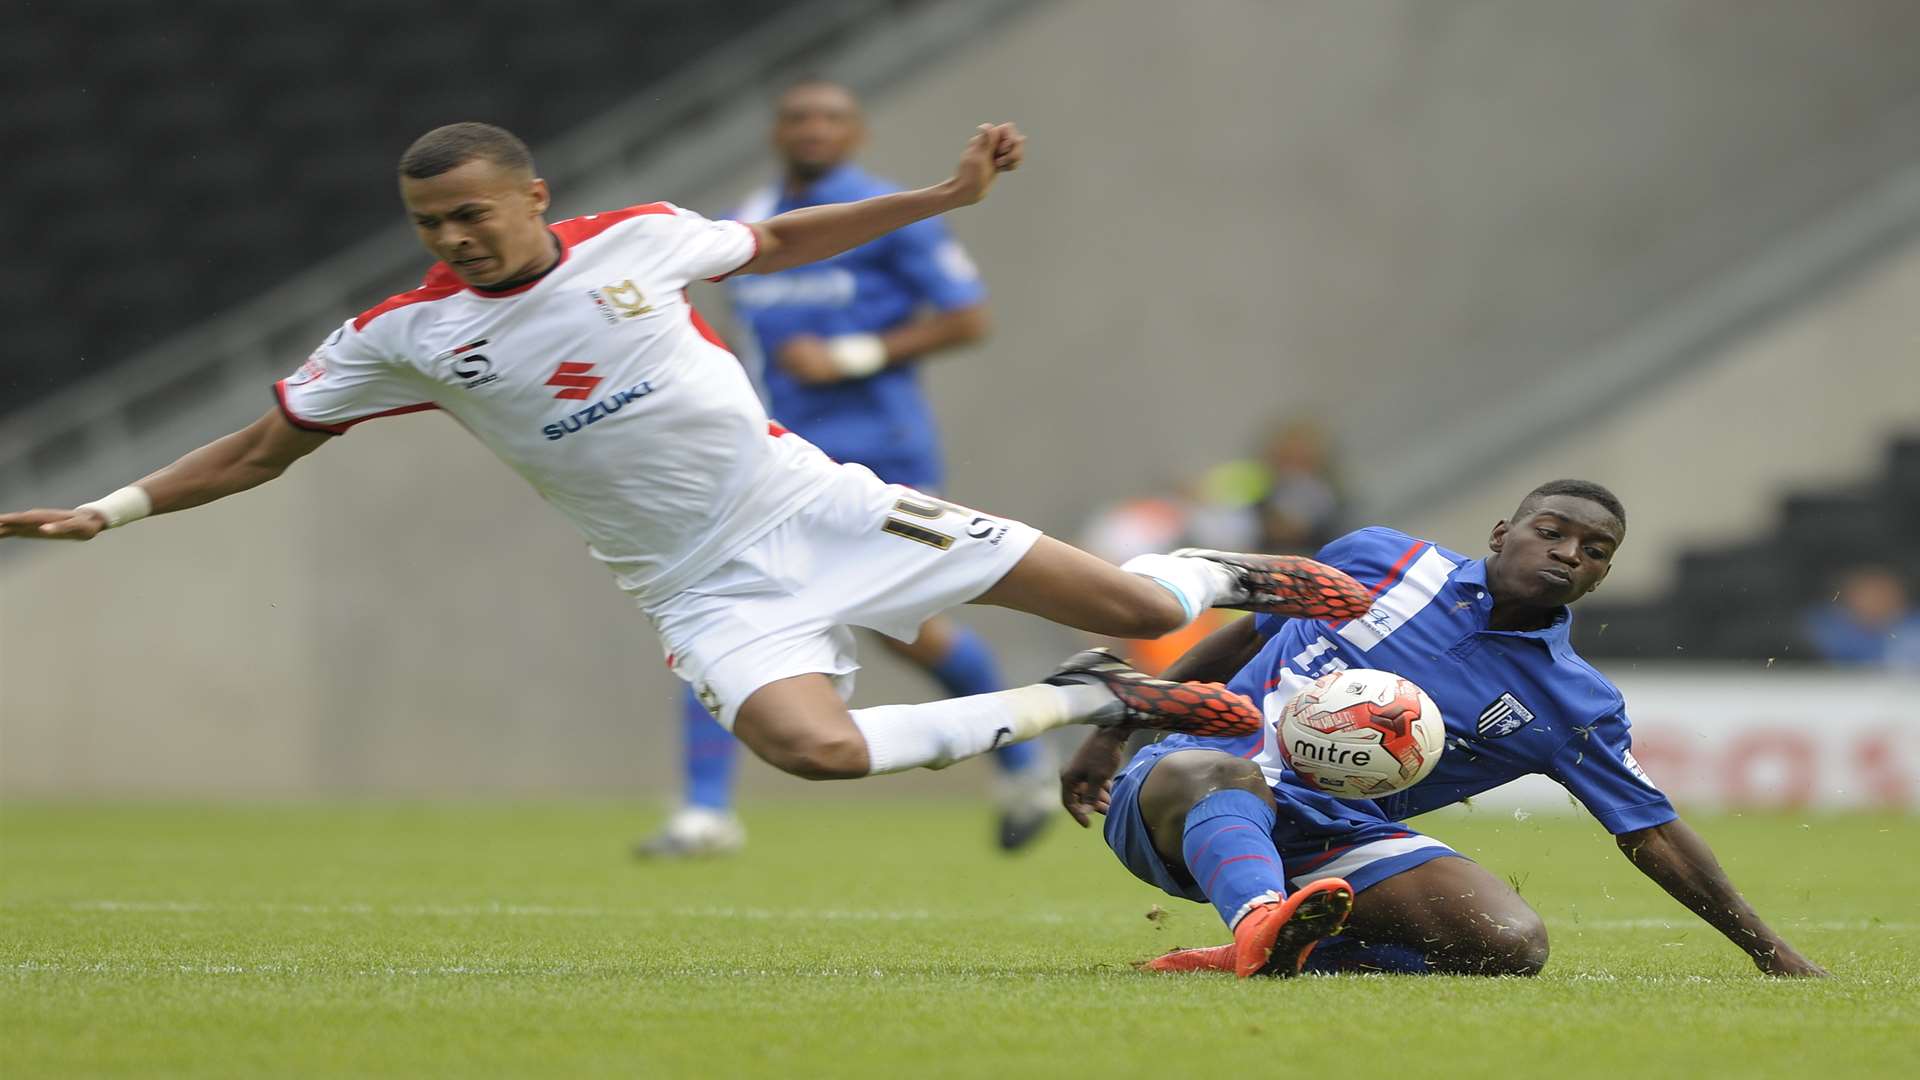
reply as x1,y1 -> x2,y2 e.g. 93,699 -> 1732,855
399,122 -> 535,180
776,76 -> 861,113
1513,479 -> 1625,534
773,78 -> 864,183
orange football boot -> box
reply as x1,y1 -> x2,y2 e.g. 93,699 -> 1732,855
1142,877 -> 1355,978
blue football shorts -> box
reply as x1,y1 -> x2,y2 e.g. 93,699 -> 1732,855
1104,739 -> 1463,902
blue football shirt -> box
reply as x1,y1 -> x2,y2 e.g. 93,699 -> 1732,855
1159,526 -> 1677,835
726,164 -> 987,489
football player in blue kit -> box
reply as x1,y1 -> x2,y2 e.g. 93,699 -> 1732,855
640,79 -> 1054,856
1059,480 -> 1828,978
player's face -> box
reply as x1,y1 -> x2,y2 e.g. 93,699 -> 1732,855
1486,495 -> 1622,607
773,84 -> 864,180
400,159 -> 553,287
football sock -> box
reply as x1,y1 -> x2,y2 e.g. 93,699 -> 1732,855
680,687 -> 739,811
1181,789 -> 1288,929
1120,552 -> 1241,624
1298,935 -> 1432,975
923,627 -> 1037,774
851,683 -> 1113,775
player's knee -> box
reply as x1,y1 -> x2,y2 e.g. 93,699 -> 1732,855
1481,906 -> 1550,977
1504,908 -> 1550,976
756,731 -> 870,781
1141,752 -> 1271,826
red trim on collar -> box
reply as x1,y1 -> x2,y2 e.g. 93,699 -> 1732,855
420,202 -> 681,299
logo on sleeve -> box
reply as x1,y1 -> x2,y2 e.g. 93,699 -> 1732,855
288,353 -> 327,386
1475,692 -> 1536,738
1622,748 -> 1656,787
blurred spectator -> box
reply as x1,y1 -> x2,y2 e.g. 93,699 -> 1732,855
1186,415 -> 1347,555
1802,566 -> 1920,670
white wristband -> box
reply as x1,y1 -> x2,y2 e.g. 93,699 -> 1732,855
75,485 -> 152,529
825,334 -> 888,378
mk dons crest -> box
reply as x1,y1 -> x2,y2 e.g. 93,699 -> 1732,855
590,278 -> 653,320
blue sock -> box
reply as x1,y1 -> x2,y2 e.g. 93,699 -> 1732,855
680,687 -> 738,812
925,627 -> 1037,774
1300,935 -> 1432,975
1181,789 -> 1288,929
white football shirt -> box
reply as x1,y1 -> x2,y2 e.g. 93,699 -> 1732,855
277,203 -> 840,605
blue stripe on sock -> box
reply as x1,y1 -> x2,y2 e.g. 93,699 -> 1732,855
1145,575 -> 1200,623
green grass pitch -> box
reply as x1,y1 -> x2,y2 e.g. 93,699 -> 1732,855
2,801 -> 1913,1078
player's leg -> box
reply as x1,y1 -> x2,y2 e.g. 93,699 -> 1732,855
1320,856 -> 1549,976
1189,857 -> 1549,976
653,469 -> 1266,783
729,667 -> 1119,779
1136,820 -> 1545,976
635,688 -> 746,858
1117,748 -> 1354,977
972,535 -> 1372,637
877,614 -> 1054,850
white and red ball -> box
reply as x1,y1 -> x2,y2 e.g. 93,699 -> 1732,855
1276,669 -> 1445,797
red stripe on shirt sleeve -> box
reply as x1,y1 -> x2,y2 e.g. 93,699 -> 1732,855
273,381 -> 436,434
273,380 -> 348,435
707,221 -> 761,283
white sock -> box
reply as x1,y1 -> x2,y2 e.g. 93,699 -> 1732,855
851,684 -> 1115,775
1119,552 -> 1241,623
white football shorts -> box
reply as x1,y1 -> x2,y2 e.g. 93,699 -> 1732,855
643,460 -> 1042,729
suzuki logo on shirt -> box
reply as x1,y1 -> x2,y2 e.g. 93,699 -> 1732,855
546,361 -> 604,400
541,380 -> 657,441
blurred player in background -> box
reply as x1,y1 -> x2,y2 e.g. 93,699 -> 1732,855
1802,564 -> 1920,670
1063,481 -> 1826,979
639,80 -> 1054,858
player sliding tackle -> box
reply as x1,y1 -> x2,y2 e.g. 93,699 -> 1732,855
0,120 -> 1374,783
1061,481 -> 1826,978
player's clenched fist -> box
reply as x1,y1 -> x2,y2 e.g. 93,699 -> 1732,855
946,122 -> 1025,206
0,508 -> 108,541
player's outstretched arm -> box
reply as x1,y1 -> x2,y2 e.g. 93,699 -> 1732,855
0,409 -> 331,542
737,122 -> 1025,277
1616,816 -> 1828,977
1059,616 -> 1265,824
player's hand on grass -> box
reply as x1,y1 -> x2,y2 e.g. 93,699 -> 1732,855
1753,941 -> 1829,978
0,508 -> 108,541
776,335 -> 844,385
1060,727 -> 1131,827
945,122 -> 1025,206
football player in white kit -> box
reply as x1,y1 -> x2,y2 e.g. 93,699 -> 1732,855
1,121 -> 1375,785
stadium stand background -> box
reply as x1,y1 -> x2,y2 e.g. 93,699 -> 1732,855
0,0 -> 795,418
4,0 -> 1918,796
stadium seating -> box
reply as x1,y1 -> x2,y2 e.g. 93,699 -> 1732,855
0,0 -> 794,420
1575,432 -> 1920,661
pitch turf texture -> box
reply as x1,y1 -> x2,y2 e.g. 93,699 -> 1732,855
2,803 -> 1913,1078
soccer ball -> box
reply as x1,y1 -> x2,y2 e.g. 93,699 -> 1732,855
1276,669 -> 1445,797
